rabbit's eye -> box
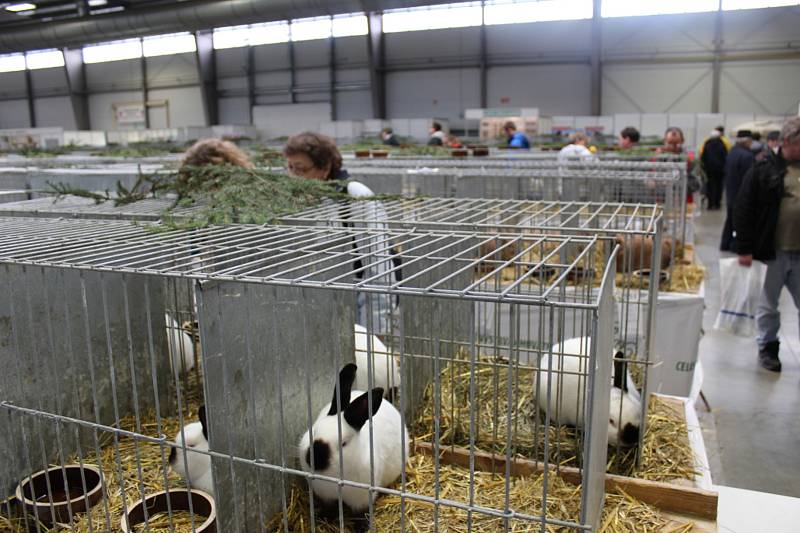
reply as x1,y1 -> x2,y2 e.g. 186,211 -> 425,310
341,440 -> 349,447
609,418 -> 616,427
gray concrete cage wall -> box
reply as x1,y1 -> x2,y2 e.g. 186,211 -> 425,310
1,6 -> 799,131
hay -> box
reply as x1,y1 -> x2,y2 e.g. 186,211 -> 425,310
663,264 -> 706,294
267,454 -> 690,532
413,358 -> 698,481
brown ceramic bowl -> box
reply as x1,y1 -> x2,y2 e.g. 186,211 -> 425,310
472,146 -> 490,157
120,489 -> 216,533
354,150 -> 370,158
451,149 -> 468,157
15,464 -> 103,525
371,150 -> 389,158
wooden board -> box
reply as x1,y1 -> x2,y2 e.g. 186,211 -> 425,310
414,442 -> 718,521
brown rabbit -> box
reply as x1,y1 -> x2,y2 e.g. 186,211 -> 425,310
614,234 -> 676,273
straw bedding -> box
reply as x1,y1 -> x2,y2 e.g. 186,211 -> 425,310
2,357 -> 696,532
266,454 -> 695,532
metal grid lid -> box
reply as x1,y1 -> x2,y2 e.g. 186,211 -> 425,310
0,217 -> 614,306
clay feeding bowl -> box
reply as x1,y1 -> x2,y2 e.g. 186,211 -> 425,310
120,489 -> 216,533
451,149 -> 468,157
15,464 -> 104,525
354,150 -> 370,158
471,146 -> 490,157
371,150 -> 389,158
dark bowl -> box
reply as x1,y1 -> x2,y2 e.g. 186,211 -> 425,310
120,489 -> 216,533
15,464 -> 103,525
633,268 -> 670,284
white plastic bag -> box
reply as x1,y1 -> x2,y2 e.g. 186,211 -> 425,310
713,258 -> 766,337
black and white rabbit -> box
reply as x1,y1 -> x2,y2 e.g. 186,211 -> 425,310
298,363 -> 409,513
353,324 -> 401,399
169,405 -> 214,496
537,337 -> 642,447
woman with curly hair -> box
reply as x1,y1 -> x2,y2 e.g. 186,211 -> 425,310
182,138 -> 254,169
284,131 -> 398,333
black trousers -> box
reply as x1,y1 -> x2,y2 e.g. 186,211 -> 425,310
720,206 -> 736,252
706,172 -> 724,209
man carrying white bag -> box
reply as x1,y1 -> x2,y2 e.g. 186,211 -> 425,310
714,258 -> 766,337
730,117 -> 800,373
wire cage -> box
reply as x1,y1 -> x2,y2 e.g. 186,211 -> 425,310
283,198 -> 664,455
0,218 -> 618,532
344,163 -> 687,250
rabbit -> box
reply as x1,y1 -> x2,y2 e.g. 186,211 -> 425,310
165,313 -> 195,376
169,405 -> 214,496
298,363 -> 409,513
614,234 -> 677,273
353,324 -> 401,400
537,337 -> 642,447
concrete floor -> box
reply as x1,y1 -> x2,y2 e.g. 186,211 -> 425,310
692,206 -> 800,498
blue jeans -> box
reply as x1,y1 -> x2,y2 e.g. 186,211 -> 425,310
756,250 -> 800,348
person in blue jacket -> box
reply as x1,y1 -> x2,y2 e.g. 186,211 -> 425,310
503,121 -> 530,149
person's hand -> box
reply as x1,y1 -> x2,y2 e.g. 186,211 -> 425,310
738,254 -> 753,267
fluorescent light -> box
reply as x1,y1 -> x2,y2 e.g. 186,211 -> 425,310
5,3 -> 36,12
88,0 -> 107,6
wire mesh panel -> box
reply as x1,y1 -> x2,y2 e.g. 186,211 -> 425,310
284,198 -> 664,457
345,167 -> 458,197
0,219 -> 619,532
0,195 -> 202,221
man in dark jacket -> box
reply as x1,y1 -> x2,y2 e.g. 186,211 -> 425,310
720,130 -> 755,251
701,127 -> 728,210
734,116 -> 800,372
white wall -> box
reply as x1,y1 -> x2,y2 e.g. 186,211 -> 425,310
34,97 -> 77,129
88,91 -> 142,130
0,100 -> 30,128
252,102 -> 331,139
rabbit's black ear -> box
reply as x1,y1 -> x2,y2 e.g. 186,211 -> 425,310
328,363 -> 358,416
613,351 -> 628,391
344,389 -> 384,431
198,405 -> 208,440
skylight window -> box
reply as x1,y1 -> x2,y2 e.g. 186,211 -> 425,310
290,16 -> 332,41
722,0 -> 799,9
82,38 -> 142,63
143,32 -> 197,57
484,0 -> 593,25
332,13 -> 368,37
602,0 -> 719,17
382,2 -> 483,33
250,21 -> 291,45
213,21 -> 290,49
0,53 -> 26,73
25,49 -> 65,70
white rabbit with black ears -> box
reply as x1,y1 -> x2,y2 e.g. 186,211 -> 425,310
537,337 -> 642,447
298,363 -> 409,514
169,405 -> 214,496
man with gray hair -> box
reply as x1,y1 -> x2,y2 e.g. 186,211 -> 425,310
734,116 -> 800,372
